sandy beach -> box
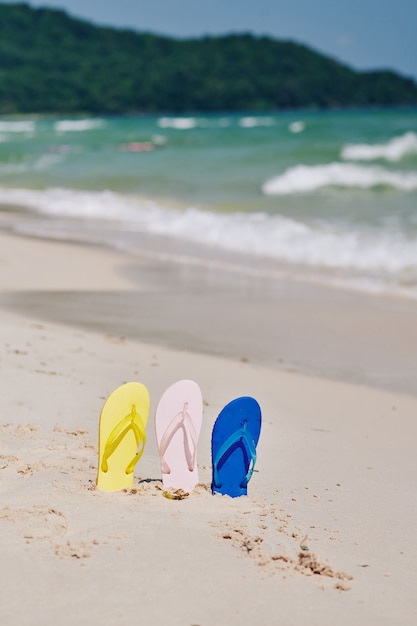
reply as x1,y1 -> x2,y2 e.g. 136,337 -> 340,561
1,225 -> 417,625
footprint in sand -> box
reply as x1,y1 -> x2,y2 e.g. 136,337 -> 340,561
0,454 -> 19,469
0,505 -> 68,540
13,424 -> 40,439
54,539 -> 100,560
211,500 -> 353,590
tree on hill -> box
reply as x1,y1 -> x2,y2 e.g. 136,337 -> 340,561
0,3 -> 416,114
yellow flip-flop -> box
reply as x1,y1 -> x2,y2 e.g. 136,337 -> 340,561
96,382 -> 150,492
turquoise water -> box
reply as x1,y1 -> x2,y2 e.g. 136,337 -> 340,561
0,108 -> 417,297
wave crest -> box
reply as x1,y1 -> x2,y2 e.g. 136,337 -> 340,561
157,117 -> 198,129
0,187 -> 416,280
262,162 -> 417,194
0,120 -> 36,133
54,119 -> 105,132
341,132 -> 417,162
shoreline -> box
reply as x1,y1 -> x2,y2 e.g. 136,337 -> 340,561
1,193 -> 417,302
0,220 -> 416,396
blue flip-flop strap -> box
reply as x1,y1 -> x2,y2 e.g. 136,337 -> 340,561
213,427 -> 257,489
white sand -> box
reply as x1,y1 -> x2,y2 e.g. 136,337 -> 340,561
1,230 -> 417,625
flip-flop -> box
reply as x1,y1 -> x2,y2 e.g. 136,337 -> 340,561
211,396 -> 262,497
155,379 -> 203,492
96,382 -> 150,492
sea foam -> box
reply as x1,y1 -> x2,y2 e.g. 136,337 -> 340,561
262,162 -> 417,194
341,132 -> 417,162
157,117 -> 198,129
54,119 -> 105,132
0,120 -> 36,133
289,121 -> 305,133
1,187 -> 416,282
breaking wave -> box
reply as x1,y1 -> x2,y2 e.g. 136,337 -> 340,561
262,162 -> 417,194
0,187 -> 416,283
341,132 -> 417,162
54,119 -> 105,133
157,117 -> 198,130
0,120 -> 36,133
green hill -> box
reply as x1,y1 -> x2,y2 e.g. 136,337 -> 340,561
1,2 -> 416,114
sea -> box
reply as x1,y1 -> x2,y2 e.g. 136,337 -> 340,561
0,107 -> 417,299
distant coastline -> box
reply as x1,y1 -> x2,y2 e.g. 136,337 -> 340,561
1,3 -> 417,115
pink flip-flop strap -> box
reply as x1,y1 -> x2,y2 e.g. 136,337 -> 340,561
159,402 -> 198,474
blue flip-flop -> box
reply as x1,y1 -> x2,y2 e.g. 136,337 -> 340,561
211,397 -> 262,497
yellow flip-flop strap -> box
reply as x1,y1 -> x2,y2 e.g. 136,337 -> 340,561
101,404 -> 147,475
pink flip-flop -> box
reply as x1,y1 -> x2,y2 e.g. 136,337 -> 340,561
155,380 -> 203,492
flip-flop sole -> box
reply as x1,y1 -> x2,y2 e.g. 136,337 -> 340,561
96,382 -> 150,492
155,379 -> 203,492
211,396 -> 261,497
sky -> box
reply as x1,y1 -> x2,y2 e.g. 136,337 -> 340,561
2,0 -> 417,80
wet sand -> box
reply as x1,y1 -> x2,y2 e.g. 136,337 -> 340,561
0,232 -> 416,394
